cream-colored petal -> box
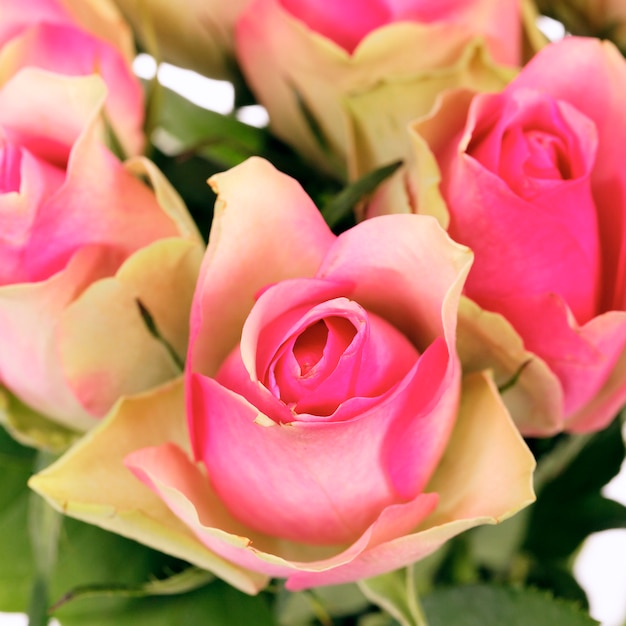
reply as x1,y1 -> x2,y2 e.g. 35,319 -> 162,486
57,278 -> 178,417
110,0 -> 251,78
28,379 -> 268,595
345,40 -> 514,178
191,157 -> 335,377
58,238 -> 202,417
61,0 -> 137,62
457,297 -> 565,436
424,370 -> 535,524
0,246 -> 121,431
408,87 -> 477,229
115,237 -> 204,360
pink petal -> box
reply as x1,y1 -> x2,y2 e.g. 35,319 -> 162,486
0,245 -> 124,429
127,372 -> 534,590
125,439 -> 437,582
0,68 -> 101,166
4,23 -> 144,155
236,278 -> 419,418
279,0 -> 390,53
445,154 -> 600,326
188,158 -> 335,381
317,214 -> 471,350
22,105 -> 180,281
189,373 -> 418,545
508,37 -> 626,311
494,293 -> 626,428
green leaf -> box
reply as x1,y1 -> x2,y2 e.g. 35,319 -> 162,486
0,388 -> 81,452
359,567 -> 428,626
525,561 -> 590,609
54,579 -> 276,626
42,518 -> 275,626
321,160 -> 402,230
153,85 -> 267,170
0,426 -> 37,612
50,566 -> 215,612
524,416 -> 626,559
28,451 -> 64,626
276,583 -> 369,626
422,585 -> 598,626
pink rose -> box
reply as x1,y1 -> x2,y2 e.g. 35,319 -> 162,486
0,69 -> 201,440
115,157 -> 535,590
235,0 -> 522,175
0,0 -> 145,156
273,0 -> 521,58
408,37 -> 626,434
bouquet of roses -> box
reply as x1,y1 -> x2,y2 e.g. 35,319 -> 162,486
0,0 -> 624,624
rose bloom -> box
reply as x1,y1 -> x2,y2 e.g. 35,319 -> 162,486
30,158 -> 534,593
235,0 -> 524,177
0,69 -> 202,444
395,37 -> 626,435
110,0 -> 252,79
29,157 -> 535,592
0,0 -> 145,156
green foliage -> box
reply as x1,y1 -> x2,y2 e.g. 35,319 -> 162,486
0,388 -> 81,452
359,567 -> 428,626
524,416 -> 626,560
0,426 -> 37,611
422,585 -> 598,626
47,521 -> 275,626
54,578 -> 276,626
275,584 -> 370,626
150,84 -> 267,170
321,160 -> 403,231
0,426 -> 273,625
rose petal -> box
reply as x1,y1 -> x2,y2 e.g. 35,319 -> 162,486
444,93 -> 600,326
567,312 -> 626,432
58,239 -> 202,417
237,279 -> 419,418
286,371 -> 536,589
0,245 -> 123,429
345,40 -> 514,178
0,23 -> 144,156
28,379 -> 268,595
189,157 -> 335,381
508,37 -> 626,311
493,293 -> 626,428
0,68 -> 104,166
317,214 -> 472,350
125,441 -> 437,584
135,371 -> 534,589
457,296 -> 564,436
26,114 -> 181,281
189,374 -> 411,545
280,0 -> 390,53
